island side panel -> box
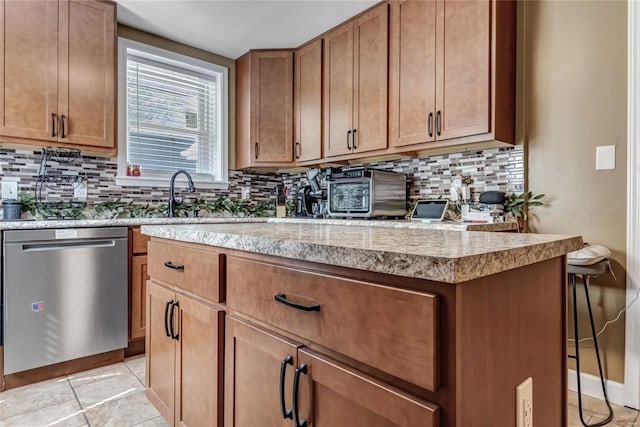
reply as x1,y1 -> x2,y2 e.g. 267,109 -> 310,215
456,256 -> 566,426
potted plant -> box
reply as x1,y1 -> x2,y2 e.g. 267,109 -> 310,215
505,191 -> 545,230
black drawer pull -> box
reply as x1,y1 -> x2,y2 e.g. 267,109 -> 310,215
346,130 -> 352,150
428,112 -> 433,137
292,362 -> 308,427
275,293 -> 320,312
279,354 -> 294,419
164,261 -> 184,271
164,300 -> 173,338
352,128 -> 357,149
169,300 -> 179,340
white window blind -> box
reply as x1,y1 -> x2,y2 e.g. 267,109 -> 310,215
126,53 -> 220,178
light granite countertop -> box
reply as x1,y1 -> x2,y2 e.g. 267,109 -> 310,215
141,222 -> 582,284
0,216 -> 517,231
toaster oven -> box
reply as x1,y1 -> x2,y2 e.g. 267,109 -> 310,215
327,169 -> 406,218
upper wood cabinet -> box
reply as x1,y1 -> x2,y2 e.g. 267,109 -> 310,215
389,0 -> 437,147
323,3 -> 388,158
235,50 -> 294,169
0,0 -> 116,151
294,39 -> 323,164
435,0 -> 490,141
390,0 -> 515,149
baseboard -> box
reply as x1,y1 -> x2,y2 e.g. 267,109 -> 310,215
568,369 -> 625,407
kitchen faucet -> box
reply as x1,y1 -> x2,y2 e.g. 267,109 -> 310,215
168,170 -> 196,217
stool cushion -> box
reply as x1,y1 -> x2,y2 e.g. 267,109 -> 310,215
567,244 -> 611,266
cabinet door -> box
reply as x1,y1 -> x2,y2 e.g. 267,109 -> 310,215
323,22 -> 354,158
175,295 -> 225,427
224,316 -> 300,427
435,0 -> 490,141
389,0 -> 437,148
294,39 -> 323,163
145,281 -> 176,423
130,255 -> 148,340
352,3 -> 388,154
295,349 -> 440,427
0,0 -> 58,142
58,0 -> 115,148
250,51 -> 293,163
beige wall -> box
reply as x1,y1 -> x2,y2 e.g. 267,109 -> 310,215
117,25 -> 236,168
526,1 -> 627,382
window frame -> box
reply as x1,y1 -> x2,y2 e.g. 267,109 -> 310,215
116,37 -> 229,189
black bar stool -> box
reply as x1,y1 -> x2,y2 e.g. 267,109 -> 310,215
568,259 -> 614,426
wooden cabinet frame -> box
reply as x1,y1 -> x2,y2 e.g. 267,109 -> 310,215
0,0 -> 116,153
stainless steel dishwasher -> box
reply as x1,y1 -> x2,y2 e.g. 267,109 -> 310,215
2,227 -> 128,375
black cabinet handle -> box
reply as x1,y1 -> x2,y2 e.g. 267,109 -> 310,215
164,261 -> 184,271
346,130 -> 352,150
295,142 -> 301,159
164,300 -> 173,338
169,301 -> 179,340
428,112 -> 433,137
255,142 -> 259,160
60,115 -> 66,138
292,363 -> 308,427
51,113 -> 57,137
275,293 -> 320,312
279,354 -> 294,419
436,110 -> 441,136
352,128 -> 357,149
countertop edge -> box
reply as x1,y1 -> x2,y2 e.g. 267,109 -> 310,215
141,224 -> 582,284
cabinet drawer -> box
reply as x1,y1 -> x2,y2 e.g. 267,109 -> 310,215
131,227 -> 150,254
227,256 -> 439,391
148,240 -> 225,303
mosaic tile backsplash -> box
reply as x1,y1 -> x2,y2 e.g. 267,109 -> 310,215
0,148 -> 280,206
281,146 -> 525,202
0,145 -> 523,207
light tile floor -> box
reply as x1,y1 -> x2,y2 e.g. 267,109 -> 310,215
0,355 -> 638,426
0,356 -> 167,427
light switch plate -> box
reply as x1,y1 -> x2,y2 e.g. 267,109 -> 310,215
74,181 -> 87,199
2,181 -> 18,200
596,145 -> 616,170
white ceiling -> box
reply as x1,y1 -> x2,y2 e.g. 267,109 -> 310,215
117,0 -> 378,59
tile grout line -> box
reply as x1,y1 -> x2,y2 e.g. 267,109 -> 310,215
123,358 -> 145,387
66,375 -> 92,427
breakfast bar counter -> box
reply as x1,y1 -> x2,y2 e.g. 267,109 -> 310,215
141,221 -> 581,283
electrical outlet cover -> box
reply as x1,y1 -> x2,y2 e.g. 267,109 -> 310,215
516,377 -> 533,427
74,181 -> 87,199
2,181 -> 18,200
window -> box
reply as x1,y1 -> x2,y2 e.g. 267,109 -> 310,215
117,38 -> 228,187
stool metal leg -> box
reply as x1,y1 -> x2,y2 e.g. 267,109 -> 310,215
570,273 -> 614,427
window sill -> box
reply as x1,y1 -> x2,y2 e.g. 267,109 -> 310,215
115,175 -> 230,190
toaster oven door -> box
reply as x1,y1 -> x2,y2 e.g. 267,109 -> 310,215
327,180 -> 371,216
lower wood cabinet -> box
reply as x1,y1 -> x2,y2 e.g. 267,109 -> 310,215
224,316 -> 300,427
224,316 -> 439,427
130,254 -> 148,340
146,280 -> 224,427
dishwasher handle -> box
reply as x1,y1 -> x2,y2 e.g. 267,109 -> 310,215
22,240 -> 117,252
